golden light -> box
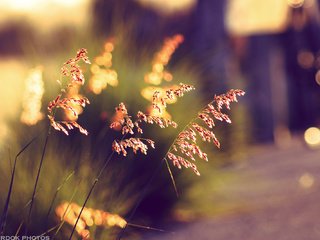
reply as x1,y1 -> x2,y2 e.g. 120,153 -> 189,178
4,0 -> 41,11
287,0 -> 305,8
89,69 -> 118,94
147,105 -> 172,120
89,41 -> 118,95
298,172 -> 314,189
63,84 -> 85,121
141,85 -> 190,120
0,59 -> 26,117
144,34 -> 183,85
55,202 -> 127,239
226,0 -> 290,35
144,72 -> 162,85
304,127 -> 320,148
0,122 -> 9,147
0,59 -> 26,145
20,66 -> 44,125
0,0 -> 91,32
2,0 -> 85,11
104,42 -> 114,52
136,0 -> 197,15
141,86 -> 177,104
110,109 -> 125,131
153,63 -> 164,73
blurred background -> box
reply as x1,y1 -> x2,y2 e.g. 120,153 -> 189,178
1,0 -> 320,239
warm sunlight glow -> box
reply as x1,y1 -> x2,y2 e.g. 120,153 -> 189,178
298,172 -> 315,189
141,86 -> 178,104
304,127 -> 320,148
0,60 -> 26,147
287,0 -> 305,8
147,105 -> 172,120
144,34 -> 183,85
89,40 -> 118,95
136,0 -> 196,15
0,0 -> 91,31
5,0 -> 41,11
63,84 -> 84,121
55,202 -> 127,239
20,66 -> 44,125
1,0 -> 87,12
0,122 -> 9,147
226,0 -> 290,35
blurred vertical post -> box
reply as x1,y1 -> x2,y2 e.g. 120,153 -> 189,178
225,0 -> 290,143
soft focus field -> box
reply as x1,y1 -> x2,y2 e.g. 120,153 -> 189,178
1,0 -> 320,239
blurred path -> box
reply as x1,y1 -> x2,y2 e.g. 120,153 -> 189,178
147,136 -> 320,240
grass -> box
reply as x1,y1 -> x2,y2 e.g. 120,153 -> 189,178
0,28 -> 247,239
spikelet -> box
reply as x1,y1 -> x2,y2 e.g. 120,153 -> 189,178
141,86 -> 178,120
110,103 -> 134,135
48,49 -> 90,135
137,111 -> 177,129
63,84 -> 86,121
110,103 -> 156,156
55,202 -> 127,239
89,40 -> 118,94
141,34 -> 185,119
111,83 -> 194,156
151,83 -> 195,114
20,66 -> 44,125
167,89 -> 245,176
61,48 -> 91,85
112,138 -> 155,156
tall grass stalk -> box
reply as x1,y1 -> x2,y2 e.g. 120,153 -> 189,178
68,151 -> 116,240
116,89 -> 245,239
53,179 -> 81,239
46,171 -> 75,225
0,135 -> 38,234
25,128 -> 50,234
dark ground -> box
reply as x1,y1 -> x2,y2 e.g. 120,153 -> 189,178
146,135 -> 320,240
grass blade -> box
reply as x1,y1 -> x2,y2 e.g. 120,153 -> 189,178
46,171 -> 75,220
164,159 -> 179,197
25,130 -> 50,234
0,135 -> 38,234
54,179 -> 81,239
68,150 -> 116,240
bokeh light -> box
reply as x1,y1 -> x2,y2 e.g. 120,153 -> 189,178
287,0 -> 305,8
1,0 -> 320,238
0,59 -> 26,147
298,172 -> 315,189
297,50 -> 315,69
63,84 -> 86,121
304,127 -> 320,148
144,34 -> 183,85
226,0 -> 289,35
20,66 -> 44,125
315,70 -> 320,85
89,40 -> 118,95
55,202 -> 127,239
136,0 -> 197,15
0,0 -> 91,31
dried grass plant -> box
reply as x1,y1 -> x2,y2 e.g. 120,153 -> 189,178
22,49 -> 90,234
1,36 -> 245,240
